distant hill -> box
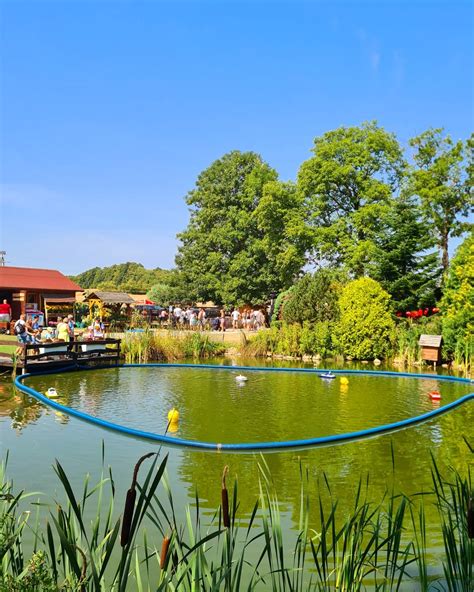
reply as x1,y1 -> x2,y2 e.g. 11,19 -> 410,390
71,262 -> 172,293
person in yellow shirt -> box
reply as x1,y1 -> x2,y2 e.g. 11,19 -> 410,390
56,317 -> 70,342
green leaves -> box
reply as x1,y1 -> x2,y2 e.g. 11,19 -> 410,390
298,121 -> 406,276
409,128 -> 473,273
335,277 -> 395,360
176,151 -> 306,305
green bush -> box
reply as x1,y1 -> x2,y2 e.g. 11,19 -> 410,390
335,277 -> 395,359
281,269 -> 342,325
299,321 -> 334,357
440,234 -> 474,368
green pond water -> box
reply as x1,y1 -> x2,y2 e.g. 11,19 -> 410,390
1,359 -> 473,584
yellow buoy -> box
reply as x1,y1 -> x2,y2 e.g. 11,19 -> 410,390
167,408 -> 180,423
168,420 -> 179,434
340,377 -> 349,385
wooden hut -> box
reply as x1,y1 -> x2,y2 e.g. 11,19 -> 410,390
83,291 -> 135,321
0,266 -> 81,324
419,334 -> 443,364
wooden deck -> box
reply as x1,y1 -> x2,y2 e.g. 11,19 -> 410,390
0,339 -> 121,374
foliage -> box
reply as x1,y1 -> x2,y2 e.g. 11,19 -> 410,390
409,129 -> 473,273
394,315 -> 443,366
371,193 -> 441,311
176,151 -> 306,305
1,448 -> 473,590
271,287 -> 293,323
121,330 -> 225,363
335,277 -> 395,359
440,233 -> 474,368
241,322 -> 335,358
281,268 -> 342,325
299,321 -> 334,358
146,283 -> 178,307
71,262 -> 172,294
298,121 -> 405,276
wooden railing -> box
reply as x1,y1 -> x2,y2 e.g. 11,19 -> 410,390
22,339 -> 121,373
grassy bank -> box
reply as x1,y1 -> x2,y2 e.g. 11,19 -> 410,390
121,330 -> 226,363
1,447 -> 472,591
240,321 -> 473,373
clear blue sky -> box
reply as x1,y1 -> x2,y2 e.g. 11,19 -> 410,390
1,0 -> 473,274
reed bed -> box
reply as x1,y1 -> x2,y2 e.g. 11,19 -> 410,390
121,331 -> 226,363
1,445 -> 472,591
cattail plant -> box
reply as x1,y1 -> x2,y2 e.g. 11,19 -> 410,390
468,497 -> 474,539
120,452 -> 155,547
160,533 -> 171,569
221,465 -> 230,528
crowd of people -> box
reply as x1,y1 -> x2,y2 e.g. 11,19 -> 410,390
163,306 -> 267,332
2,293 -> 269,358
12,312 -> 106,357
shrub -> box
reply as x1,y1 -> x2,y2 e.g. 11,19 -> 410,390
440,234 -> 474,368
299,321 -> 334,357
281,269 -> 342,325
335,277 -> 395,359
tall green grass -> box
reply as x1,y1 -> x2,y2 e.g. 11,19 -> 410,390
121,331 -> 225,363
1,444 -> 472,590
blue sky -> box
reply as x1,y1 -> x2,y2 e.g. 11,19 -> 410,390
1,0 -> 473,275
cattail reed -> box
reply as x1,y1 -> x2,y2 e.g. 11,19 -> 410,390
160,534 -> 171,569
221,465 -> 230,528
468,497 -> 474,539
76,545 -> 87,592
120,452 -> 155,547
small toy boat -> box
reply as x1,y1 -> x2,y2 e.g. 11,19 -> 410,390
320,372 -> 336,380
235,375 -> 248,382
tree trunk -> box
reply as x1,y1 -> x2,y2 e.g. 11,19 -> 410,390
441,231 -> 449,275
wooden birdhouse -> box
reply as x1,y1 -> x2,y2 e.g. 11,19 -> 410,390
419,334 -> 443,364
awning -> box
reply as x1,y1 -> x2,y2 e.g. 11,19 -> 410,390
44,297 -> 76,304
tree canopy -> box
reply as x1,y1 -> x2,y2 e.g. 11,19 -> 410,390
71,262 -> 172,293
175,151 -> 307,305
409,128 -> 473,273
281,268 -> 342,325
298,122 -> 405,276
370,194 -> 441,311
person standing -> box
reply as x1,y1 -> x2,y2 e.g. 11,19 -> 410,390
219,309 -> 226,332
56,317 -> 70,342
14,314 -> 29,355
0,299 -> 12,328
67,314 -> 75,342
231,308 -> 240,329
198,307 -> 206,330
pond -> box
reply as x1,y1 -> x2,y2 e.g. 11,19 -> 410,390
1,359 -> 473,584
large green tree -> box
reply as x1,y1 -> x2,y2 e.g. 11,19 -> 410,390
175,151 -> 307,304
371,194 -> 441,311
297,122 -> 405,276
409,128 -> 473,274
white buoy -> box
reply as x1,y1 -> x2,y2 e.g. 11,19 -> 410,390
47,387 -> 58,398
235,375 -> 248,382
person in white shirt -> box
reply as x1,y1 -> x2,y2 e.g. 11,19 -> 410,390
231,308 -> 240,329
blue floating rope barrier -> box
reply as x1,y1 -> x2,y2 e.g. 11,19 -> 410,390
14,364 -> 474,452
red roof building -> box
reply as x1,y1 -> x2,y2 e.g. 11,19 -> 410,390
0,266 -> 82,321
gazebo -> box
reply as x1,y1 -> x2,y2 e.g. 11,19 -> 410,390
83,291 -> 135,320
